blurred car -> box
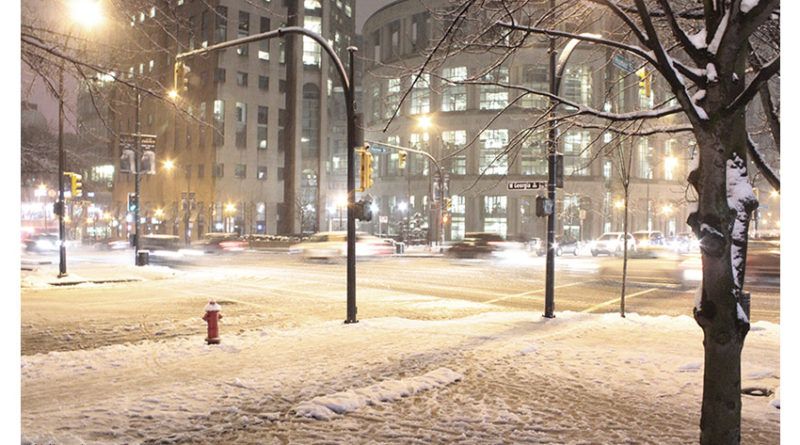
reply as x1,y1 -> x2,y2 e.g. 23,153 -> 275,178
678,239 -> 779,286
670,232 -> 699,253
590,232 -> 636,256
95,237 -> 131,250
192,233 -> 248,254
632,231 -> 665,257
446,232 -> 524,259
289,232 -> 394,260
140,234 -> 186,261
23,234 -> 59,253
536,235 -> 579,256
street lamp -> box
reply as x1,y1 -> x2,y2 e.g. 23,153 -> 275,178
55,0 -> 104,277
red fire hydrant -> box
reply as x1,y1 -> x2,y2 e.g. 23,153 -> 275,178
202,300 -> 223,344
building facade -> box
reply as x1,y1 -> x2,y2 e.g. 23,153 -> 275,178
360,0 -> 696,243
108,0 -> 356,241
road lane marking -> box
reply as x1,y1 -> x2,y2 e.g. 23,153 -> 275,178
484,281 -> 590,304
581,288 -> 659,313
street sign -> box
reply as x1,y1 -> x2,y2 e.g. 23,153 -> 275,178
379,215 -> 388,223
367,143 -> 389,154
507,181 -> 547,191
612,54 -> 635,73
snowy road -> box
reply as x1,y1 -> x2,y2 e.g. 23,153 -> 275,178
20,251 -> 780,443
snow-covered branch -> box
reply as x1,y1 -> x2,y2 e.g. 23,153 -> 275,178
496,22 -> 657,66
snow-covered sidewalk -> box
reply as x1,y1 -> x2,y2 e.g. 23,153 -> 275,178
21,310 -> 779,444
21,262 -> 179,288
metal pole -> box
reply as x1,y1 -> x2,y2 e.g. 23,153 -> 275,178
57,60 -> 67,277
134,91 -> 142,265
345,47 -> 358,324
544,2 -> 557,318
439,174 -> 445,251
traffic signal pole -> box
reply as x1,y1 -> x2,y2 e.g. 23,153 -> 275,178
175,27 -> 358,323
363,140 -> 446,250
345,47 -> 358,324
545,22 -> 557,319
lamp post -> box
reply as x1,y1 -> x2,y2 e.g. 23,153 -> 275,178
55,0 -> 103,277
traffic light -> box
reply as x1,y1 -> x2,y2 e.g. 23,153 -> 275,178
127,193 -> 139,212
69,173 -> 82,198
174,62 -> 190,94
445,198 -> 452,212
357,145 -> 373,191
536,196 -> 553,217
637,68 -> 651,97
399,151 -> 407,169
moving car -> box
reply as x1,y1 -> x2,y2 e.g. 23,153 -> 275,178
289,232 -> 394,260
590,232 -> 636,256
632,231 -> 665,257
536,235 -> 579,256
192,233 -> 248,254
23,234 -> 59,253
678,239 -> 779,287
446,232 -> 524,259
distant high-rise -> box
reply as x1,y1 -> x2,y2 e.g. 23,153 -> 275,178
107,0 -> 356,240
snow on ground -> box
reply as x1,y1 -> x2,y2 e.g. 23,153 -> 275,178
21,309 -> 780,444
20,262 -> 179,288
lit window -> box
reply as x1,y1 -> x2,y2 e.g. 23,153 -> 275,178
479,129 -> 508,174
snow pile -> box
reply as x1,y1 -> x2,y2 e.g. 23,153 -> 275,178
20,263 -> 178,288
293,367 -> 462,420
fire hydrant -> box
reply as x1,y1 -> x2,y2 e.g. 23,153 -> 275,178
202,300 -> 223,344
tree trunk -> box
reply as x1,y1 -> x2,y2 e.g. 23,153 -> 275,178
689,122 -> 752,445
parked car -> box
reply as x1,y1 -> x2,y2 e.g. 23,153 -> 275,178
446,232 -> 524,259
289,232 -> 394,260
590,232 -> 636,256
536,235 -> 579,256
23,234 -> 59,253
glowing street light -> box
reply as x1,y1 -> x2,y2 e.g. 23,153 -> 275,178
770,190 -> 779,199
398,201 -> 408,212
661,204 -> 674,215
154,208 -> 164,218
163,160 -> 175,171
69,0 -> 104,28
417,114 -> 433,131
614,200 -> 625,209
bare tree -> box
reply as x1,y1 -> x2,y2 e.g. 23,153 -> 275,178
394,1 -> 779,443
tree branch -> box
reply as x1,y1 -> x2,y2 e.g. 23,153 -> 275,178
725,55 -> 779,113
747,135 -> 780,191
